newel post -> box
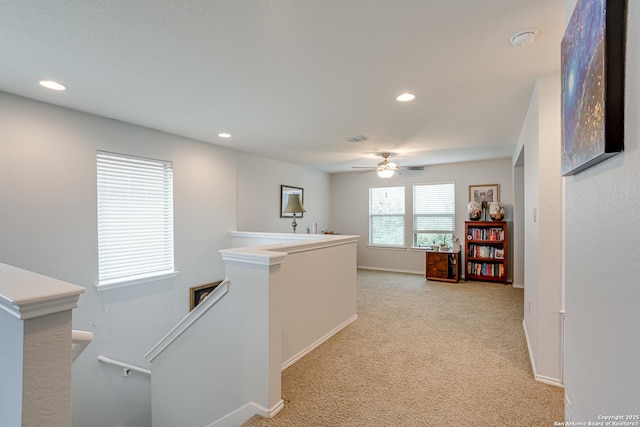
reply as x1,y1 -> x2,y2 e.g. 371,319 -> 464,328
0,263 -> 84,427
219,248 -> 287,417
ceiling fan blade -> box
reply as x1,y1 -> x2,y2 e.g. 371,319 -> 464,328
399,166 -> 425,171
351,166 -> 376,169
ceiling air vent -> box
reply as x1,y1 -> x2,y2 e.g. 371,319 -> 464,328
345,135 -> 369,143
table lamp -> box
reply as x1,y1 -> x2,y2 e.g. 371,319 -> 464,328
283,194 -> 306,233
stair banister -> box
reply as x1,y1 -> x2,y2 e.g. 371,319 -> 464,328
97,355 -> 151,376
0,263 -> 84,427
72,330 -> 94,362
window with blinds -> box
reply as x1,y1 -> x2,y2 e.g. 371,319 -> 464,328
413,182 -> 455,248
97,151 -> 175,289
369,186 -> 405,247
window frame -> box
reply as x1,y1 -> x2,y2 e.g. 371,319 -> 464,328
368,185 -> 406,248
96,150 -> 177,291
412,181 -> 456,249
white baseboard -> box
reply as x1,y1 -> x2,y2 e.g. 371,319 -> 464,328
208,399 -> 284,427
281,314 -> 358,371
535,374 -> 564,388
512,282 -> 524,289
357,265 -> 424,275
522,320 -> 564,388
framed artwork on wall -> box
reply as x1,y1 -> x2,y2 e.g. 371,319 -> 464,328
561,0 -> 626,176
280,185 -> 304,218
190,281 -> 222,311
469,184 -> 499,203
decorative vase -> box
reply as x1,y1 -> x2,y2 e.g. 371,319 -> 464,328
489,202 -> 505,221
468,201 -> 482,220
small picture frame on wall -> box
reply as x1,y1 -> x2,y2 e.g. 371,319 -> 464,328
469,184 -> 499,203
280,185 -> 304,218
190,281 -> 223,311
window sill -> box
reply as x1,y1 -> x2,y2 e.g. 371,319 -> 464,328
366,245 -> 407,251
96,271 -> 179,292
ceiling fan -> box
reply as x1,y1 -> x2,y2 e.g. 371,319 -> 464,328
352,153 -> 424,178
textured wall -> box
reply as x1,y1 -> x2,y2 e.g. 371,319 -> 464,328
23,312 -> 73,427
563,0 -> 640,420
0,310 -> 24,427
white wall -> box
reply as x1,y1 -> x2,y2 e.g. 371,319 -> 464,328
512,148 -> 525,287
0,309 -> 24,426
330,159 -> 515,278
279,239 -> 357,367
0,91 -> 331,427
536,73 -> 563,383
517,88 -> 540,367
237,152 -> 330,234
516,73 -> 564,385
563,0 -> 640,421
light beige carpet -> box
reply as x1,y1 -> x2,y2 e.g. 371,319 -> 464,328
243,270 -> 564,426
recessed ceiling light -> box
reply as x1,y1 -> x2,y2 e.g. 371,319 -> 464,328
38,80 -> 66,91
218,133 -> 231,138
396,93 -> 415,102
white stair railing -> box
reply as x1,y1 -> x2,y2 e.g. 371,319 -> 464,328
145,280 -> 230,361
97,355 -> 151,377
72,330 -> 94,362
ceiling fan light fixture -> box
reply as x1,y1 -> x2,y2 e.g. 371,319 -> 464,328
377,168 -> 395,179
376,156 -> 399,178
396,93 -> 415,102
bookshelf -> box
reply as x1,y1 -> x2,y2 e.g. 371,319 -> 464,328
464,221 -> 507,283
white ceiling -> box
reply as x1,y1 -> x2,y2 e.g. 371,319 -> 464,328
0,0 -> 564,173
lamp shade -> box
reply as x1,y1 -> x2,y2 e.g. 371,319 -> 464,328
283,194 -> 306,214
377,168 -> 395,179
376,162 -> 398,178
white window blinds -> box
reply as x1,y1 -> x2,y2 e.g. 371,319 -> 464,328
97,151 -> 175,288
369,186 -> 405,247
413,182 -> 455,234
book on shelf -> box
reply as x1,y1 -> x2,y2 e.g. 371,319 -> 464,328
468,245 -> 505,259
466,261 -> 505,278
467,227 -> 504,241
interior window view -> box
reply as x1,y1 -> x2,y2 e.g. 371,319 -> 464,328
1,1 -> 637,426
